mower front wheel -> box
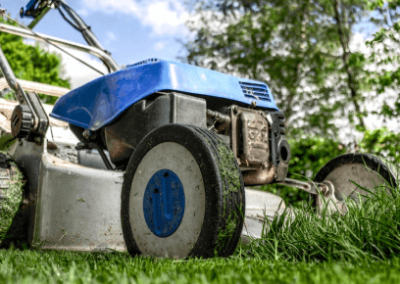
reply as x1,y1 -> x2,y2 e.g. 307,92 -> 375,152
314,153 -> 396,213
121,124 -> 245,259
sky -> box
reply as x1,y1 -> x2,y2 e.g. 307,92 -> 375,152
2,0 -> 191,88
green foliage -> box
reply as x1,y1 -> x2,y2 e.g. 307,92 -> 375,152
360,127 -> 400,164
185,1 -> 341,136
0,18 -> 70,104
367,19 -> 400,121
185,0 -> 400,207
184,1 -> 400,136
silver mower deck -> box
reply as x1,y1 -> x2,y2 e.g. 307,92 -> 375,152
0,98 -> 285,251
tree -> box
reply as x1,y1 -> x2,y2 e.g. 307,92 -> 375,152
185,1 -> 338,137
366,1 -> 400,127
184,1 -> 400,206
0,18 -> 70,104
184,0 -> 400,137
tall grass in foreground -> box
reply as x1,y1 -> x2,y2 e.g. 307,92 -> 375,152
3,185 -> 400,283
240,182 -> 400,262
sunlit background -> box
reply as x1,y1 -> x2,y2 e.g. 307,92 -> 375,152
2,0 -> 399,144
4,0 -> 191,88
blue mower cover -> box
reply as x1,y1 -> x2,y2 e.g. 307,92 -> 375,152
50,59 -> 278,131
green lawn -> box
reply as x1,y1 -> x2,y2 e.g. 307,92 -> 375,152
1,184 -> 400,283
0,249 -> 400,284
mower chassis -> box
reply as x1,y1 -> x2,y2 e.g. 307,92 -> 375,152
13,140 -> 126,251
0,97 -> 283,250
10,137 -> 284,250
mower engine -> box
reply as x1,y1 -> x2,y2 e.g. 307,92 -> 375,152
98,93 -> 291,186
55,59 -> 291,189
227,106 -> 290,185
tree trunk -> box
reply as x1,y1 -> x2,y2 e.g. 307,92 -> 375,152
333,0 -> 365,129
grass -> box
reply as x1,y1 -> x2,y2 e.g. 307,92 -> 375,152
2,250 -> 400,284
260,181 -> 400,262
1,182 -> 400,283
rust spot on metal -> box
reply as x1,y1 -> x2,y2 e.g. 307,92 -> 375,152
47,141 -> 58,150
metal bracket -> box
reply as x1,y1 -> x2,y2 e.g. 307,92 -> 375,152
278,178 -> 330,195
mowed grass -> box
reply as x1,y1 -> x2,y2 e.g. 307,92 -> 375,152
1,250 -> 400,284
1,180 -> 400,284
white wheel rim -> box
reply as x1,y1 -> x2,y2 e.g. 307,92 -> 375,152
129,142 -> 206,258
323,163 -> 387,200
316,163 -> 389,214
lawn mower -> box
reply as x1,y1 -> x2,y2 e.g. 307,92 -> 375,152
0,0 -> 396,259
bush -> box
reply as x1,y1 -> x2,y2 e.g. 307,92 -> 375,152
360,127 -> 400,165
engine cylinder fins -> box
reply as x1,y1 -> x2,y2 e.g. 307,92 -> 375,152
314,153 -> 397,214
121,124 -> 245,259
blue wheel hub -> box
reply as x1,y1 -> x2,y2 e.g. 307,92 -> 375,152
143,169 -> 185,238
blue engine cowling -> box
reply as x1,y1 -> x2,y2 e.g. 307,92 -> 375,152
50,58 -> 278,131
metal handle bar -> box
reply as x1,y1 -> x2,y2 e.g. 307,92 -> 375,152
0,23 -> 120,72
0,78 -> 69,97
0,46 -> 31,106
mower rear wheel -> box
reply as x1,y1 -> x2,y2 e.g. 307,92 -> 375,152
314,153 -> 396,213
0,152 -> 24,245
121,124 -> 245,259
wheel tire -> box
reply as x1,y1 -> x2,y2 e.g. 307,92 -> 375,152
121,124 -> 245,259
314,153 -> 397,211
0,152 -> 24,244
